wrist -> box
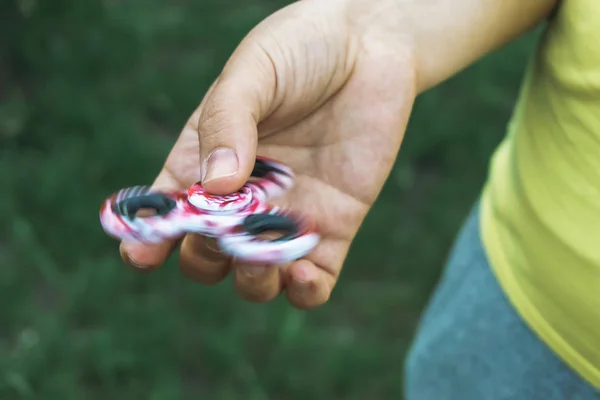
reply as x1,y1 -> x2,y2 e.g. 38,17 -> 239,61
342,0 -> 556,94
341,0 -> 420,94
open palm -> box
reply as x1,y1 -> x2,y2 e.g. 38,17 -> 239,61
120,0 -> 416,309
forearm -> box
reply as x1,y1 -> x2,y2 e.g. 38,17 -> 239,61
352,0 -> 559,93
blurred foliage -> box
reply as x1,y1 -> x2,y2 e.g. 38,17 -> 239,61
1,0 -> 540,398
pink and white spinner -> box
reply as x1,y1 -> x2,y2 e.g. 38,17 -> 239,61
99,157 -> 319,264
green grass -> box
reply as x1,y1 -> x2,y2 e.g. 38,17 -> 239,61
1,1 -> 539,398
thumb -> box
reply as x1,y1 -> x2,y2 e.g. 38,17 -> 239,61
198,38 -> 278,195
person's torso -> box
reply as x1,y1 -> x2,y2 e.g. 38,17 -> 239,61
480,0 -> 600,389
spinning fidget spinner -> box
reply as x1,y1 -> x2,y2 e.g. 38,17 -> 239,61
99,157 -> 319,264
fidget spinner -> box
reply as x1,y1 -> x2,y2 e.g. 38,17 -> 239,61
99,157 -> 319,264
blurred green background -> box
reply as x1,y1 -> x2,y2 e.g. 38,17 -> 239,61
1,1 -> 540,399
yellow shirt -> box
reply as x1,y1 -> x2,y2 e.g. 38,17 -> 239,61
480,0 -> 600,390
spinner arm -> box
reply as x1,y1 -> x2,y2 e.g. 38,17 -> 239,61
99,157 -> 319,264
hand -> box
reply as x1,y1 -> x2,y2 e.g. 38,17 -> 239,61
120,0 -> 417,309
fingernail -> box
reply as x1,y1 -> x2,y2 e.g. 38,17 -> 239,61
128,255 -> 150,269
294,264 -> 316,284
239,263 -> 269,277
119,242 -> 158,270
202,148 -> 238,183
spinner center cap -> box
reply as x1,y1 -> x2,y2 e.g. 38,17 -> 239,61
187,184 -> 253,212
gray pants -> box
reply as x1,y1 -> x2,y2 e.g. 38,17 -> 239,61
404,203 -> 600,399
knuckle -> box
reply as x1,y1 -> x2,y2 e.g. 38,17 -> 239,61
235,285 -> 279,303
180,264 -> 229,285
234,273 -> 280,303
288,285 -> 332,310
198,101 -> 231,143
179,237 -> 232,284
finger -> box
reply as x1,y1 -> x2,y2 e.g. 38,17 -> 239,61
197,37 -> 278,195
120,241 -> 178,273
233,262 -> 284,303
119,170 -> 186,271
285,259 -> 335,310
179,234 -> 233,285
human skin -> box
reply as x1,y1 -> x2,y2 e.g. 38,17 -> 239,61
120,0 -> 558,309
